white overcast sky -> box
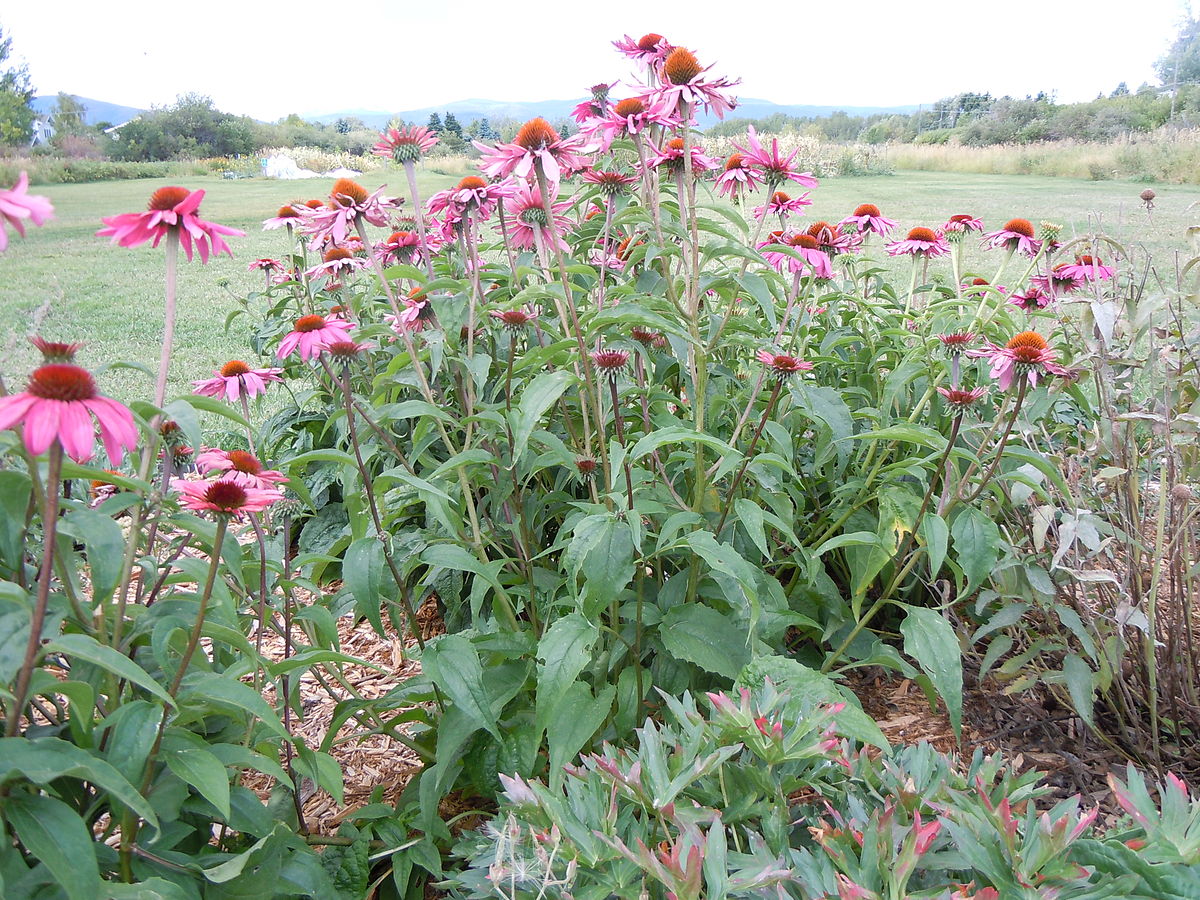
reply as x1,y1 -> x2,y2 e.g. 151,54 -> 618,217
3,0 -> 1194,119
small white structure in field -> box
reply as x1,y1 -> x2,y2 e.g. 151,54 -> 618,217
262,154 -> 321,179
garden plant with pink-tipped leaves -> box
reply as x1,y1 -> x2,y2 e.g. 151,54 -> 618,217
0,33 -> 1197,899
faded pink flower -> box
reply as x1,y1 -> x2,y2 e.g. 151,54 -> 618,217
192,360 -> 284,401
734,125 -> 818,189
277,314 -> 354,361
760,231 -> 833,279
97,186 -> 244,263
715,152 -> 765,201
645,47 -> 739,120
474,118 -> 589,189
645,136 -> 719,175
0,171 -> 53,251
0,363 -> 137,463
371,125 -> 438,163
968,331 -> 1070,391
195,448 -> 288,490
754,190 -> 813,221
500,185 -> 573,253
982,218 -> 1041,258
612,32 -> 673,65
886,226 -> 950,258
171,476 -> 282,517
426,175 -> 514,221
840,203 -> 898,238
937,386 -> 988,409
584,94 -> 679,152
299,179 -> 401,246
489,306 -> 541,330
1057,254 -> 1115,282
757,349 -> 814,379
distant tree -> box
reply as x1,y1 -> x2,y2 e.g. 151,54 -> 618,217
1111,82 -> 1130,97
477,117 -> 495,140
110,94 -> 256,161
443,111 -> 462,137
51,93 -> 88,135
0,25 -> 35,145
334,117 -> 351,134
427,112 -> 443,133
1157,16 -> 1200,87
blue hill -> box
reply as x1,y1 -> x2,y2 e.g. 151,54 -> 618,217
32,95 -> 145,126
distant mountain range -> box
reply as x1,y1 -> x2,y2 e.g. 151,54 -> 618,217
32,95 -> 145,126
32,93 -> 922,132
308,97 -> 922,129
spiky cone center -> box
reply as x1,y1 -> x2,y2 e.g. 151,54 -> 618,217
616,235 -> 643,260
389,137 -> 424,164
1002,218 -> 1035,239
31,337 -> 83,363
302,199 -> 325,210
331,178 -> 369,207
592,171 -> 634,196
631,326 -> 662,345
786,233 -> 820,250
220,360 -> 252,377
326,341 -> 363,360
1040,221 -> 1062,240
807,221 -> 836,241
160,420 -> 181,438
223,450 -> 261,475
762,354 -> 808,379
1075,254 -> 1099,266
519,205 -> 549,227
457,176 -> 487,191
663,47 -> 702,84
941,388 -> 985,408
276,204 -> 303,219
1006,331 -> 1050,364
591,349 -> 630,375
495,310 -> 533,329
323,247 -> 354,263
514,118 -> 560,150
574,456 -> 598,479
906,226 -> 938,243
27,364 -> 97,401
771,191 -> 792,206
724,153 -> 748,172
590,82 -> 611,101
853,203 -> 881,217
171,445 -> 193,460
1141,189 -> 1156,201
637,32 -> 664,51
148,186 -> 190,211
614,97 -> 646,118
201,480 -> 250,513
294,314 -> 327,333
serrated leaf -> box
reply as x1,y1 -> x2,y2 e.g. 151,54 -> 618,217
659,605 -> 749,681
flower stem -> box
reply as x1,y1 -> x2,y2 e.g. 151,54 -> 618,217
715,380 -> 783,535
402,160 -> 435,280
5,442 -> 63,737
153,231 -> 180,409
170,516 -> 228,696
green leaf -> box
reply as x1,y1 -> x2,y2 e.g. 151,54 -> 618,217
61,509 -> 125,601
1062,653 -> 1096,726
0,584 -> 60,685
0,736 -> 157,825
423,634 -> 499,738
46,634 -> 175,707
535,613 -> 600,732
950,507 -> 1001,594
166,748 -> 232,819
566,513 -> 636,619
181,393 -> 253,430
734,499 -> 768,557
546,683 -> 614,791
901,605 -> 963,736
177,673 -> 288,737
343,537 -> 386,635
5,793 -> 101,900
812,531 -> 880,558
659,605 -> 749,681
920,513 -> 949,578
629,426 -> 737,462
846,424 -> 947,451
685,532 -> 760,638
510,370 -> 575,461
105,877 -> 196,899
0,470 -> 32,568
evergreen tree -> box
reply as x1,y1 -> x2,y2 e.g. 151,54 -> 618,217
427,112 -> 443,133
443,111 -> 463,138
477,117 -> 495,140
0,26 -> 35,145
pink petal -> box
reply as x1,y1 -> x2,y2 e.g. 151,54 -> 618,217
23,400 -> 62,456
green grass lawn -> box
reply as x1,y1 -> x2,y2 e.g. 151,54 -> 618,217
3,170 -> 1198,405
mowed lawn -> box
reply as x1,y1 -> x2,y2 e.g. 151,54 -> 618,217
3,169 -> 1199,404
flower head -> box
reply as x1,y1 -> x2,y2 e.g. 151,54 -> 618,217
324,339 -> 371,362
936,331 -> 976,353
645,136 -> 719,175
574,455 -> 598,480
591,348 -> 630,376
1,171 -> 54,252
753,190 -> 813,221
500,185 -> 573,253
372,125 -> 439,163
192,360 -> 284,401
195,448 -> 288,490
171,476 -> 282,518
734,126 -> 818,189
1057,254 -> 1115,282
631,326 -> 665,347
585,94 -> 680,151
968,331 -> 1070,391
262,202 -> 307,230
942,214 -> 984,235
299,180 -> 401,246
760,231 -> 833,278
715,152 -> 765,201
807,221 -> 861,256
384,288 -> 435,335
982,218 -> 1041,258
756,349 -> 814,380
97,186 -> 244,263
644,47 -> 739,120
489,306 -> 540,331
887,226 -> 950,258
376,229 -> 444,267
249,258 -> 283,273
612,32 -> 672,65
580,169 -> 639,197
426,175 -> 514,221
277,314 -> 354,361
305,245 -> 369,280
937,386 -> 988,410
475,118 -> 590,190
840,203 -> 898,238
0,363 -> 138,463
30,337 -> 83,363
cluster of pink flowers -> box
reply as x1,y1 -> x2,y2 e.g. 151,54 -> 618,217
172,447 -> 285,517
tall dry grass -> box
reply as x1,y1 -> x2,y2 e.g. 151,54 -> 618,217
886,128 -> 1200,184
